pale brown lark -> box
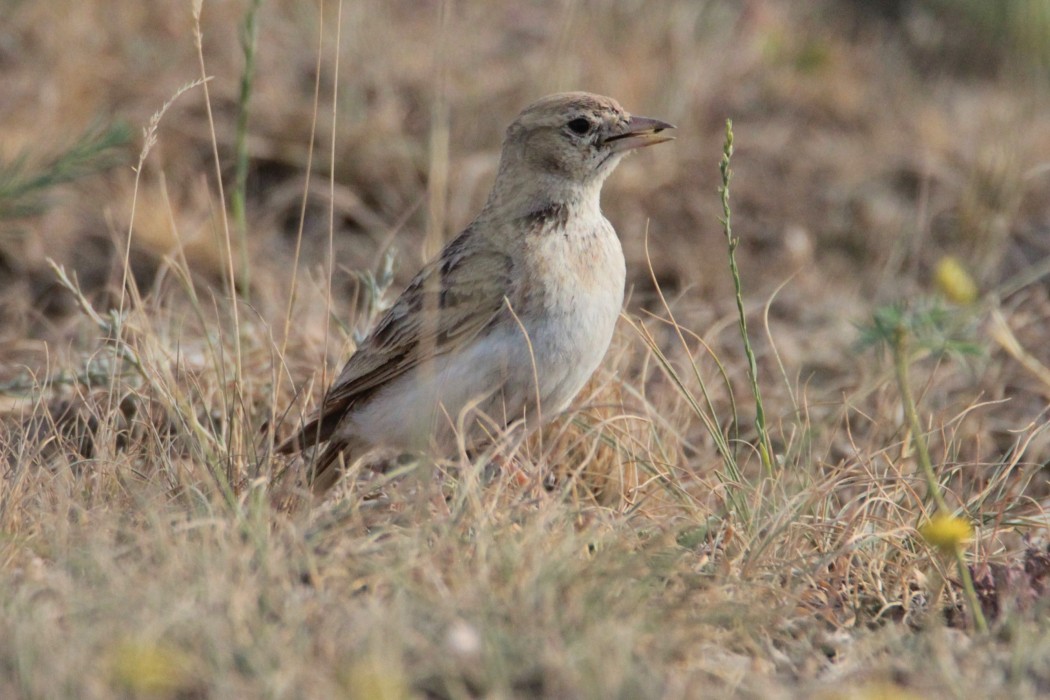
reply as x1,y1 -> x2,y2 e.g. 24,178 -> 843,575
278,92 -> 674,492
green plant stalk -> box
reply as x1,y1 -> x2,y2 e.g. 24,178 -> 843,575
232,0 -> 263,298
953,545 -> 988,633
890,323 -> 987,633
719,119 -> 774,477
890,324 -> 948,514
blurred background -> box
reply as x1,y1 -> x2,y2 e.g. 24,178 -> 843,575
5,5 -> 1050,692
2,0 -> 1049,396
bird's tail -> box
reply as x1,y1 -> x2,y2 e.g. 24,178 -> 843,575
305,440 -> 352,494
275,422 -> 352,494
275,410 -> 343,455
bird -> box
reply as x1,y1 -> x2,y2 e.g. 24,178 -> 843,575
278,92 -> 674,493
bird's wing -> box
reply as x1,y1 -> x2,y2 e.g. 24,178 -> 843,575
279,227 -> 514,451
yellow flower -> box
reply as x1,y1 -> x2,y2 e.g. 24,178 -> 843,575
934,256 -> 978,304
919,513 -> 973,553
109,640 -> 195,695
340,657 -> 410,700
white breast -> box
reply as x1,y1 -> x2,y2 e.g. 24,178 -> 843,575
518,214 -> 626,414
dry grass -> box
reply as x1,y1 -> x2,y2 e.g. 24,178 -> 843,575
3,0 -> 1050,697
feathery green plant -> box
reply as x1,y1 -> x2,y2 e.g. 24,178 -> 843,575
858,301 -> 987,632
0,122 -> 130,221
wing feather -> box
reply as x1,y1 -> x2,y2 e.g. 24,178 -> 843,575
278,228 -> 514,452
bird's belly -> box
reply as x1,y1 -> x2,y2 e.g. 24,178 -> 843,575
344,325 -> 537,452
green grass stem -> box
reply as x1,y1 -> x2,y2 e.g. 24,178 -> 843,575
719,119 -> 775,477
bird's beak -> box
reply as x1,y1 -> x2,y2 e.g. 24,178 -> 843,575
602,115 -> 676,152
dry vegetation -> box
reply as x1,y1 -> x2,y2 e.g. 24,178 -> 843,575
3,0 -> 1050,697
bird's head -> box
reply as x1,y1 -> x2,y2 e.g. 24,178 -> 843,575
492,92 -> 674,206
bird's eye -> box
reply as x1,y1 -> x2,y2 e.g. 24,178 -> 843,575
566,117 -> 593,136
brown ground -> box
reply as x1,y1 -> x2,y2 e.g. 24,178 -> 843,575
2,1 -> 1050,698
